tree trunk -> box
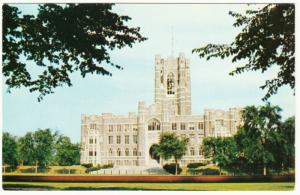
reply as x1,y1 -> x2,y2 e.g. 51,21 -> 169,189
263,166 -> 267,176
219,166 -> 222,176
175,158 -> 178,176
35,161 -> 38,173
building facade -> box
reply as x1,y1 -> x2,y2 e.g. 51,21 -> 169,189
80,53 -> 243,166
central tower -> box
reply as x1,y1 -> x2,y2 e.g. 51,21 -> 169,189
154,53 -> 191,115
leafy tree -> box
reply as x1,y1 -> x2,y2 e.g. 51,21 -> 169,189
17,129 -> 58,166
156,132 -> 189,175
55,135 -> 81,166
17,132 -> 35,165
202,137 -> 238,174
33,129 -> 58,167
2,4 -> 147,101
193,4 -> 295,101
2,132 -> 18,166
236,103 -> 283,175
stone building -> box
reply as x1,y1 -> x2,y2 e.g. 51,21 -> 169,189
80,53 -> 243,167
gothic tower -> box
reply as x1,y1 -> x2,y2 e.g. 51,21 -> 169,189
154,53 -> 191,115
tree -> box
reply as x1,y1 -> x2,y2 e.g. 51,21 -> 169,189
236,103 -> 283,175
156,132 -> 189,175
32,129 -> 58,167
202,137 -> 238,174
193,4 -> 295,101
17,132 -> 35,165
2,4 -> 147,101
17,129 -> 58,167
55,135 -> 81,166
2,132 -> 18,166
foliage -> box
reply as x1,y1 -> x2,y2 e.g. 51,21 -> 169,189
156,132 -> 189,175
2,4 -> 147,101
2,132 -> 18,166
17,132 -> 36,165
163,163 -> 182,175
100,163 -> 114,169
81,163 -> 93,169
193,4 -> 295,101
202,137 -> 238,172
55,135 -> 81,166
235,103 -> 283,175
199,167 -> 220,175
187,162 -> 207,169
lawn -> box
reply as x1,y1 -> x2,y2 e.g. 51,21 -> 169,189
2,182 -> 295,191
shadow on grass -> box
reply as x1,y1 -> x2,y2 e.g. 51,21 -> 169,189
3,184 -> 56,191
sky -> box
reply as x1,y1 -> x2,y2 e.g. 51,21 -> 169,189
2,3 -> 295,143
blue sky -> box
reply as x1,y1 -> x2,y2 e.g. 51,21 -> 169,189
3,4 -> 295,143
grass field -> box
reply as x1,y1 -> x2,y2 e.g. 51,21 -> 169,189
2,182 -> 295,191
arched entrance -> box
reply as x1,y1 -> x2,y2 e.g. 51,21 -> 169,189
149,144 -> 160,163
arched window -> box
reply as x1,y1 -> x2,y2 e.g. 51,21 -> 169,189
125,148 -> 129,156
167,73 -> 175,95
117,148 -> 121,156
148,119 -> 161,131
109,148 -> 113,156
133,148 -> 138,156
190,147 -> 195,156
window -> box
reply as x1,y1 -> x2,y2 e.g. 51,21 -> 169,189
125,135 -> 129,144
167,73 -> 175,95
109,148 -> 113,156
133,148 -> 138,156
190,148 -> 195,156
90,123 -> 96,129
133,125 -> 138,131
109,125 -> 113,132
94,138 -> 97,144
198,122 -> 204,130
89,138 -> 93,144
172,123 -> 177,130
125,148 -> 129,156
108,136 -> 113,144
189,123 -> 195,130
148,119 -> 160,131
117,148 -> 121,156
94,151 -> 97,156
181,123 -> 186,130
199,148 -> 204,156
125,124 -> 129,132
133,135 -> 138,144
89,151 -> 93,156
117,136 -> 121,144
117,125 -> 121,132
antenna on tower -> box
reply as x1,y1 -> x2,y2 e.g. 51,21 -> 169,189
171,26 -> 174,57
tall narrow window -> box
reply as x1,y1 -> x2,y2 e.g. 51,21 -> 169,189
167,73 -> 175,95
109,125 -> 113,132
133,135 -> 138,144
125,148 -> 129,156
172,123 -> 177,130
190,148 -> 195,156
117,135 -> 121,144
117,148 -> 121,156
133,148 -> 138,156
109,148 -> 113,156
108,136 -> 113,144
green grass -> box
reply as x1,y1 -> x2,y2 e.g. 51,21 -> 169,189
2,182 -> 295,191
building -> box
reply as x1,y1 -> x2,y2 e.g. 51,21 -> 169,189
80,53 -> 243,166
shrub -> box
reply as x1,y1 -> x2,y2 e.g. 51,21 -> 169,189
187,162 -> 207,169
101,163 -> 114,169
200,167 -> 220,175
163,163 -> 182,175
86,166 -> 101,173
81,163 -> 93,169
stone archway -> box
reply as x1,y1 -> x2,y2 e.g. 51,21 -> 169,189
149,144 -> 160,163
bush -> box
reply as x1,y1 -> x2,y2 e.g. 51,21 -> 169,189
86,166 -> 101,173
163,163 -> 182,175
81,163 -> 93,169
187,162 -> 207,169
200,167 -> 220,175
101,163 -> 114,169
